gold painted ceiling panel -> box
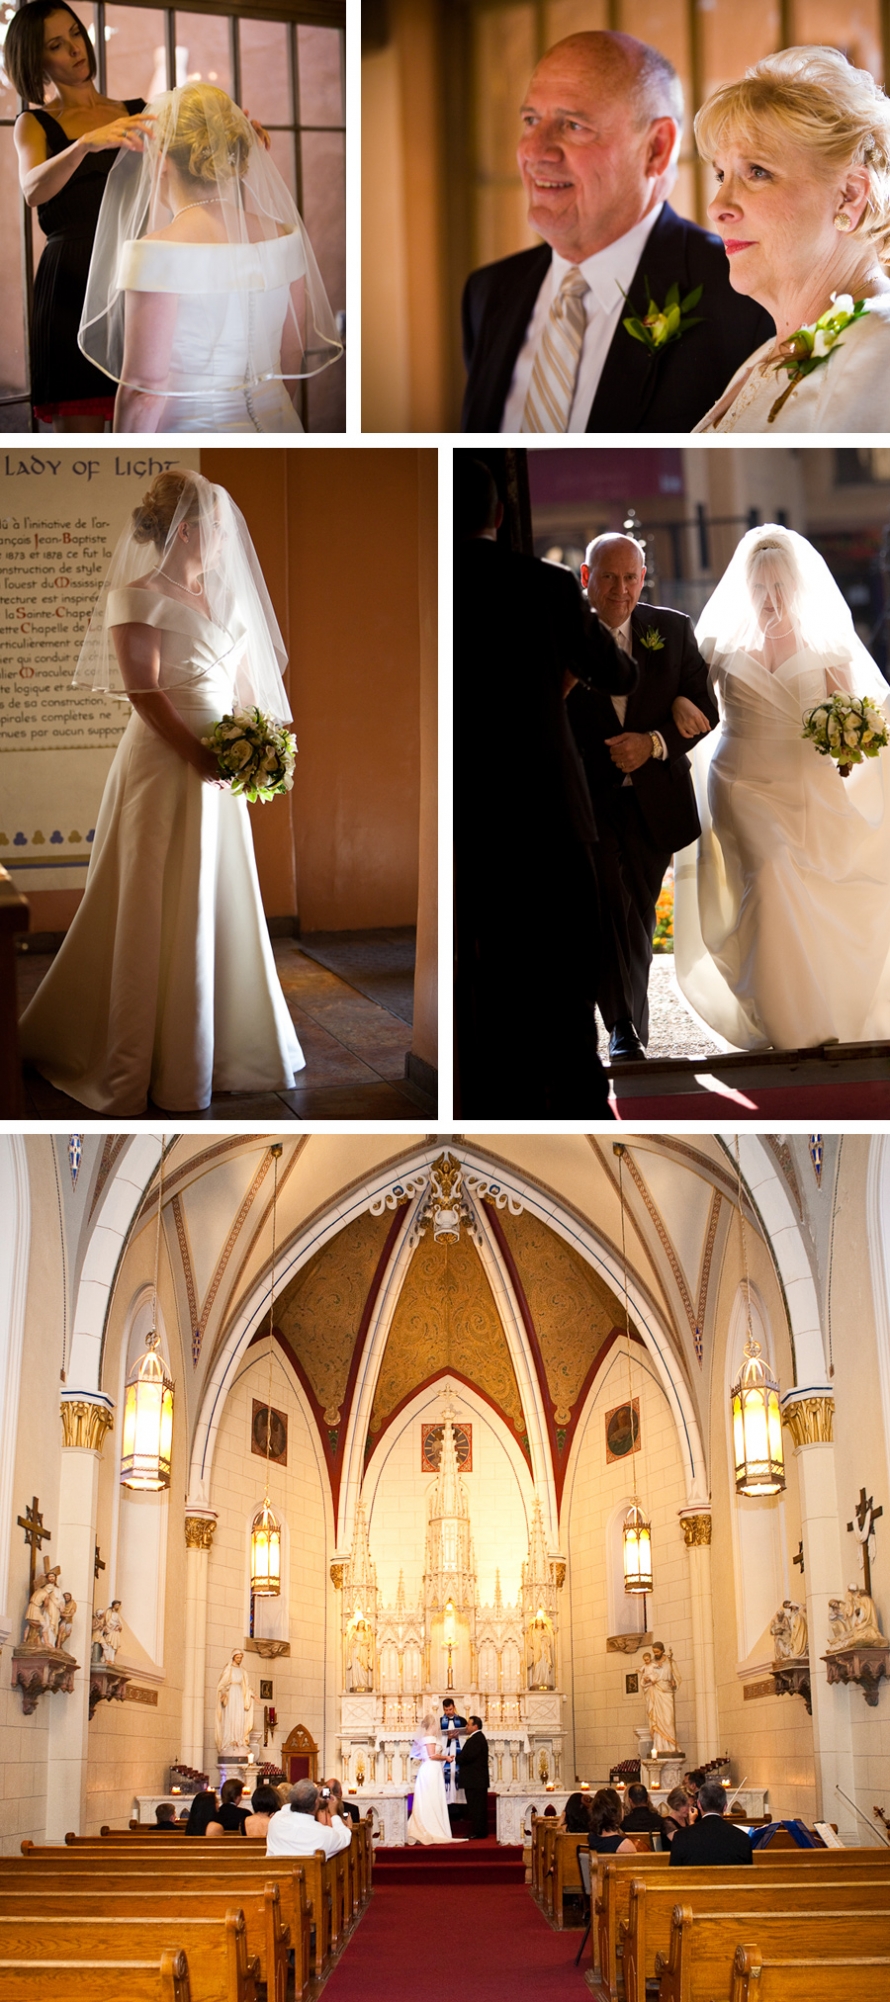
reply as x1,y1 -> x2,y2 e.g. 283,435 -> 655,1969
276,1208 -> 394,1424
369,1231 -> 524,1440
496,1208 -> 621,1424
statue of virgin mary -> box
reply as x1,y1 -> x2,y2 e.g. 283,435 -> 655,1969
215,1649 -> 255,1756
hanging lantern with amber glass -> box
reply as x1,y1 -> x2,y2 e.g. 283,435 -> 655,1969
622,1501 -> 653,1593
250,1497 -> 282,1596
120,1329 -> 174,1490
731,1334 -> 785,1496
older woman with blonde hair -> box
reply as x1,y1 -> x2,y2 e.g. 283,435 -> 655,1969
692,45 -> 890,429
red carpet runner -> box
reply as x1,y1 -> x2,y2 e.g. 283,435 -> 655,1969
323,1845 -> 590,2000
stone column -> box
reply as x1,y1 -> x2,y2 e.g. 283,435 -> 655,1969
181,1510 -> 217,1770
781,1390 -> 855,1836
679,1509 -> 720,1763
45,1393 -> 115,1840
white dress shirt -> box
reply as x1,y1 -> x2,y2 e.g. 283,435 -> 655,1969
501,204 -> 663,433
266,1806 -> 352,1858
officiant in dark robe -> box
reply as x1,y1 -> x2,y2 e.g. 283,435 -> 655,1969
460,30 -> 773,434
454,455 -> 637,1117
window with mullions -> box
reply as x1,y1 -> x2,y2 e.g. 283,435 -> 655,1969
0,0 -> 345,430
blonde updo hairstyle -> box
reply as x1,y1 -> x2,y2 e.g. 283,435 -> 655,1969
694,45 -> 890,264
132,470 -> 200,553
154,83 -> 253,188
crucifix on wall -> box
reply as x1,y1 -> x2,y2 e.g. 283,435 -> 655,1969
846,1487 -> 883,1597
17,1497 -> 51,1594
793,1540 -> 805,1579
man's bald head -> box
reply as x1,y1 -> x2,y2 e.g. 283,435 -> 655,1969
582,534 -> 647,627
518,31 -> 683,261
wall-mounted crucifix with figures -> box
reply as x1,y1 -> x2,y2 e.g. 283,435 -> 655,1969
846,1488 -> 883,1597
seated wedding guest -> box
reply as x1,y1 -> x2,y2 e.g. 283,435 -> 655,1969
670,1779 -> 753,1865
622,1782 -> 665,1832
328,1779 -> 360,1825
662,1786 -> 695,1843
454,453 -> 635,1117
218,1777 -> 250,1832
184,1790 -> 224,1837
266,1779 -> 352,1859
242,1785 -> 280,1840
588,1788 -> 637,1855
693,46 -> 890,431
275,1782 -> 292,1807
564,1791 -> 594,1833
461,30 -> 771,432
154,1803 -> 177,1828
684,1768 -> 706,1806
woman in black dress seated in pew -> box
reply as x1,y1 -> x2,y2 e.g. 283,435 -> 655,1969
588,1788 -> 637,1855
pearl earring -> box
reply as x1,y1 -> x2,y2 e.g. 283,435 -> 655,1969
834,210 -> 852,231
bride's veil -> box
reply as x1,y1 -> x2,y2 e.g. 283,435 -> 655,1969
78,81 -> 342,396
695,523 -> 889,704
73,469 -> 292,721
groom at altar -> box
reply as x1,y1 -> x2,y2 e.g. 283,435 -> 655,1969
568,532 -> 717,1063
460,30 -> 773,434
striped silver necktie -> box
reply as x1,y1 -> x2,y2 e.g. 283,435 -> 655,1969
520,266 -> 588,433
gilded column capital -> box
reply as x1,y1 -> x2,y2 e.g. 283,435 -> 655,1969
184,1513 -> 217,1550
679,1511 -> 712,1548
781,1390 -> 834,1448
60,1395 -> 114,1453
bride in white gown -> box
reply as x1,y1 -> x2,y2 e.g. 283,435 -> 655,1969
19,468 -> 305,1113
406,1717 -> 454,1846
673,526 -> 890,1050
79,82 -> 342,432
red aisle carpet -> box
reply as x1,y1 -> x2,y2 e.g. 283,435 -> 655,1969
612,1077 -> 890,1119
323,1847 -> 589,2001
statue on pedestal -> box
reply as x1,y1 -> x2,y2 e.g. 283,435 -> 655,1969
215,1650 -> 256,1756
826,1586 -> 883,1652
770,1599 -> 808,1660
346,1618 -> 373,1692
640,1641 -> 682,1754
527,1612 -> 554,1689
24,1566 -> 64,1649
91,1601 -> 123,1664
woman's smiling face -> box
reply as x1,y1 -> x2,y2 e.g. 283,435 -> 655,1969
706,127 -> 843,305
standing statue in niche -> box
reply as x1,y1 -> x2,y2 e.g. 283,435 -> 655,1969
527,1612 -> 555,1689
347,1618 -> 373,1692
640,1641 -> 682,1754
215,1649 -> 256,1756
56,1593 -> 77,1652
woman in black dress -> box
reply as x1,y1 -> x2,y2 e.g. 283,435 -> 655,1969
7,2 -> 152,429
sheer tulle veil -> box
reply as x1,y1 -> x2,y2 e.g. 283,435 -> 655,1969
73,469 -> 292,721
695,523 -> 889,704
78,82 -> 342,397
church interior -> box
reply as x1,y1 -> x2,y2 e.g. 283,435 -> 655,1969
1,1127 -> 889,1993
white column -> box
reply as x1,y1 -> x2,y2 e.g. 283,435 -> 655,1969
45,1394 -> 114,1840
782,1391 -> 855,1839
181,1511 -> 217,1769
679,1509 -> 720,1762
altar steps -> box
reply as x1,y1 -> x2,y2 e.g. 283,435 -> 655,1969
374,1840 -> 525,1886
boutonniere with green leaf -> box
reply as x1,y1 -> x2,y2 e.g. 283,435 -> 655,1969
620,278 -> 704,354
769,293 -> 868,423
639,626 -> 665,652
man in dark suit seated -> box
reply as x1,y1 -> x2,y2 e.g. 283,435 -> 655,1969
622,1781 -> 665,1833
669,1780 -> 754,1865
454,456 -> 637,1115
568,531 -> 717,1062
461,30 -> 773,434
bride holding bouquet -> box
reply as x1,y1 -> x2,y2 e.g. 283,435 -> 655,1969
673,525 -> 890,1050
19,468 -> 304,1113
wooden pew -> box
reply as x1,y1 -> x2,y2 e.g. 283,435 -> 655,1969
621,1873 -> 890,2002
0,1949 -> 191,2001
0,1883 -> 288,2002
549,1832 -> 591,1929
0,1912 -> 257,2002
730,1940 -> 890,2002
657,1904 -> 890,2002
530,1814 -> 548,1901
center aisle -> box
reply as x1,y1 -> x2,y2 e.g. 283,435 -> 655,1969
323,1845 -> 590,2002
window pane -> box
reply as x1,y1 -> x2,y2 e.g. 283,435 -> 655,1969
105,5 -> 167,103
793,0 -> 881,78
241,18 -> 291,129
174,9 -> 231,95
698,0 -> 779,99
473,4 -> 535,181
270,127 -> 296,203
297,24 -> 342,128
0,132 -> 27,397
301,126 -> 345,432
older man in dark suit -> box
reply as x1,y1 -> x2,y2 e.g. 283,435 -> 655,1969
568,531 -> 717,1061
670,1780 -> 754,1865
461,31 -> 773,434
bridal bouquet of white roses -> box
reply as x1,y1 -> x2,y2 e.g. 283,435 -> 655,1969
202,709 -> 296,803
802,692 -> 889,773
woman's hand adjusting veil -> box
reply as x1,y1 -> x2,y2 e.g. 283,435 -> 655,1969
111,620 -> 230,786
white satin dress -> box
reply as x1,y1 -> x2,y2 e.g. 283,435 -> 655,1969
406,1738 -> 453,1846
117,234 -> 306,431
693,294 -> 890,432
19,588 -> 305,1113
673,649 -> 890,1050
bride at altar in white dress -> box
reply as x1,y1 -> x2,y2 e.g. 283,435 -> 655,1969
673,526 -> 890,1051
18,468 -> 305,1114
79,82 -> 342,433
406,1718 -> 455,1846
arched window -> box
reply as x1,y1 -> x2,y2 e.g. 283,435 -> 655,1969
725,1284 -> 787,1660
111,1287 -> 171,1666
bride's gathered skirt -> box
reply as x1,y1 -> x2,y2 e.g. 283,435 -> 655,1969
19,672 -> 304,1114
674,652 -> 890,1050
406,1757 -> 453,1845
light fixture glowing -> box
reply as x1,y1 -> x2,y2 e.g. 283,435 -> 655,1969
121,1329 -> 174,1490
622,1502 -> 653,1593
731,1334 -> 785,1495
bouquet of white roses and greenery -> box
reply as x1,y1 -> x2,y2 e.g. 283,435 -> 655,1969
202,708 -> 296,802
802,692 -> 889,775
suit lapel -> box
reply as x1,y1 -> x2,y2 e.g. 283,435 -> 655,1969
482,244 -> 552,428
587,205 -> 693,431
624,610 -> 656,730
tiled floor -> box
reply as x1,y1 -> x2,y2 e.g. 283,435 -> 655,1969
16,933 -> 435,1122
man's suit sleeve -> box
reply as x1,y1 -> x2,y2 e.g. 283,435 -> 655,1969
656,617 -> 719,764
